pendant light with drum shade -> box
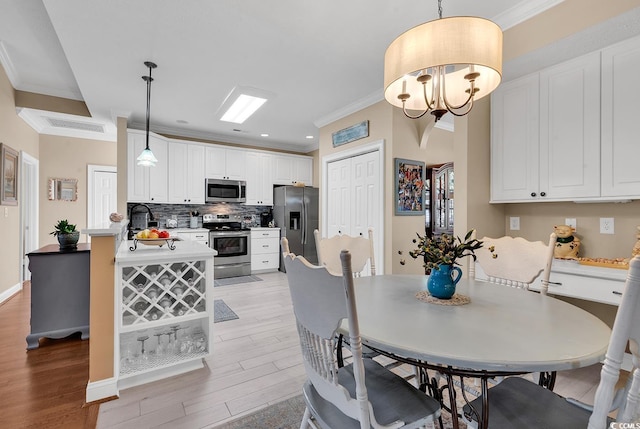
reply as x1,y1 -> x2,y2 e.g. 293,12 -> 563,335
137,61 -> 158,167
384,0 -> 503,121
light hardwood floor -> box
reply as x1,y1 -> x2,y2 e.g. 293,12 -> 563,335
97,271 -> 605,429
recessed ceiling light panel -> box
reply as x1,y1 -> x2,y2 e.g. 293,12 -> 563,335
217,86 -> 275,124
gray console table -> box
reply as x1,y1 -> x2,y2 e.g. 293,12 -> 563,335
26,243 -> 90,350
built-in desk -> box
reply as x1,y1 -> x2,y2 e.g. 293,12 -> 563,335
26,243 -> 90,349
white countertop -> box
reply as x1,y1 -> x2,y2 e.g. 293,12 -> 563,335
82,221 -> 128,237
551,258 -> 628,281
116,239 -> 216,264
250,227 -> 280,230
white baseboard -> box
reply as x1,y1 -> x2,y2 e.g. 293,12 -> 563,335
0,282 -> 22,305
86,377 -> 119,403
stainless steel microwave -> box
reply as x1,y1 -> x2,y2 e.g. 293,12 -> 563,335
205,179 -> 246,203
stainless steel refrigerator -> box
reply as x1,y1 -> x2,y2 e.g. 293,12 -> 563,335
273,186 -> 319,270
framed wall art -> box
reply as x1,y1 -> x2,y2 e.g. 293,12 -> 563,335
394,158 -> 425,216
1,143 -> 18,206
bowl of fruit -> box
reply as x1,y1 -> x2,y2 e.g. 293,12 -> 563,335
130,228 -> 176,251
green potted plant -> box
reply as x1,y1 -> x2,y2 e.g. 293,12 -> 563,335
408,230 -> 483,299
51,219 -> 80,250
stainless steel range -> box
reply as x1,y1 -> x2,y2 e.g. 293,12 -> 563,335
203,214 -> 251,279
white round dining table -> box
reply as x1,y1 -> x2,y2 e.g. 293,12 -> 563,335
349,275 -> 612,429
353,275 -> 611,372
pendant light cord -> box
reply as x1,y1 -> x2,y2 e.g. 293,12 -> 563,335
142,61 -> 157,151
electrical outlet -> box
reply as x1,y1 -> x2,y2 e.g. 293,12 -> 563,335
509,216 -> 520,231
565,218 -> 577,229
600,217 -> 615,234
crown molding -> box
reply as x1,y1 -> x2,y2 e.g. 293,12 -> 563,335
493,0 -> 565,30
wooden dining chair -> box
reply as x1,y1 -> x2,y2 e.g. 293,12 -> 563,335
314,228 -> 376,277
463,255 -> 640,428
281,238 -> 442,429
469,231 -> 557,295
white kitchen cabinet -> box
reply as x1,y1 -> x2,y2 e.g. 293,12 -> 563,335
539,51 -> 601,200
167,142 -> 205,204
601,35 -> 640,198
204,146 -> 246,180
127,130 -> 169,203
115,241 -> 214,389
490,74 -> 540,202
272,155 -> 313,186
491,51 -> 601,202
245,152 -> 275,205
251,228 -> 280,273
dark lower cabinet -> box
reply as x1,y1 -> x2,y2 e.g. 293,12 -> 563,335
26,243 -> 90,350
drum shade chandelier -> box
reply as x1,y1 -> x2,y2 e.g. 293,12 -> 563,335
137,61 -> 158,167
384,0 -> 503,121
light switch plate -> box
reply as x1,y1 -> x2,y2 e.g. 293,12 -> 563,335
3,207 -> 7,218
509,217 -> 520,231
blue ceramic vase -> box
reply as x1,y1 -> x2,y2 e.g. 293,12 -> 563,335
427,264 -> 462,299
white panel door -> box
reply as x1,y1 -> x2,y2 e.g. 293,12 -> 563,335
91,170 -> 117,227
326,157 -> 350,237
326,151 -> 381,270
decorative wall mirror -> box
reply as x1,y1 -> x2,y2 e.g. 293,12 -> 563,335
48,178 -> 78,201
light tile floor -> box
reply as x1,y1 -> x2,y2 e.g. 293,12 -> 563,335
97,271 -> 604,429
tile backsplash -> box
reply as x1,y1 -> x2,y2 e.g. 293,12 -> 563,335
126,202 -> 271,229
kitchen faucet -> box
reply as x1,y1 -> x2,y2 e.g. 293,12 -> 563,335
127,204 -> 155,239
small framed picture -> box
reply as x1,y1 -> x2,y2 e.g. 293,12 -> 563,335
394,158 -> 425,216
1,143 -> 19,206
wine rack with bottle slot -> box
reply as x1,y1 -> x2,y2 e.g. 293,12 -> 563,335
116,252 -> 214,386
121,260 -> 207,325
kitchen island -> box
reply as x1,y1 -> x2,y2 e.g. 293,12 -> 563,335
114,239 -> 216,390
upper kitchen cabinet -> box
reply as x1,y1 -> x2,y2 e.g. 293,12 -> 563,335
127,130 -> 169,203
167,141 -> 205,204
204,146 -> 246,180
490,74 -> 540,202
539,51 -> 601,200
601,35 -> 640,198
491,51 -> 601,202
272,155 -> 313,186
245,152 -> 275,205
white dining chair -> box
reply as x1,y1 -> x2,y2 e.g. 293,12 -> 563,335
469,231 -> 557,295
282,238 -> 442,429
463,255 -> 640,428
313,228 -> 411,377
314,228 -> 376,277
467,231 -> 558,393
